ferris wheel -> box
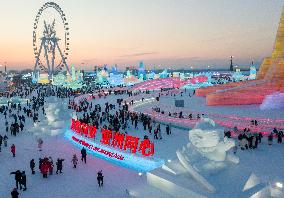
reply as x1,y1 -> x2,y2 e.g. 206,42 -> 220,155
33,2 -> 71,80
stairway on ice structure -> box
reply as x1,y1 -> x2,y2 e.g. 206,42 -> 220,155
146,159 -> 208,198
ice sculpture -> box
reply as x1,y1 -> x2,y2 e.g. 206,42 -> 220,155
108,73 -> 124,86
97,69 -> 109,84
32,71 -> 39,84
176,118 -> 239,192
232,69 -> 245,81
52,73 -> 66,86
111,64 -> 118,75
260,92 -> 284,110
147,71 -> 155,79
138,61 -> 146,80
159,69 -> 168,78
124,70 -> 141,85
249,66 -> 257,80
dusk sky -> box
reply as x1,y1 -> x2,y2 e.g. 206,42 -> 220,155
0,0 -> 283,70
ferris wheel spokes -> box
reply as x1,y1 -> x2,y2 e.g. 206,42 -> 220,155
33,2 -> 71,81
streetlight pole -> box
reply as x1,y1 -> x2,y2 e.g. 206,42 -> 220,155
230,56 -> 234,71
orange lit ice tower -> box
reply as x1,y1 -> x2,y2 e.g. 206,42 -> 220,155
196,7 -> 284,105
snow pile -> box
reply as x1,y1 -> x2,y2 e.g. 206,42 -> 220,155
260,92 -> 284,110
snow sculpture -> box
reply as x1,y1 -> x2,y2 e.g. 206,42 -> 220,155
31,97 -> 71,136
176,118 -> 239,192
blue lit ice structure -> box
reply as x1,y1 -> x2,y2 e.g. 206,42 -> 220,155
183,82 -> 213,89
52,66 -> 85,89
97,69 -> 109,84
65,130 -> 165,172
138,61 -> 146,80
249,66 -> 256,80
32,71 -> 39,84
111,65 -> 118,75
182,72 -> 213,89
108,73 -> 124,86
63,81 -> 84,90
159,69 -> 168,78
232,69 -> 245,81
147,71 -> 155,79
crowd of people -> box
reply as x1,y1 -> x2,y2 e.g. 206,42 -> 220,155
1,82 -> 284,198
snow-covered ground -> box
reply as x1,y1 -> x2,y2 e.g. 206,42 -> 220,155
1,92 -> 284,198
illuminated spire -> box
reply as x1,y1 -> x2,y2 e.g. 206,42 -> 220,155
272,7 -> 284,60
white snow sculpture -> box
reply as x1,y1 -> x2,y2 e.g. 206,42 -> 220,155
187,118 -> 239,165
30,97 -> 71,136
176,118 -> 239,192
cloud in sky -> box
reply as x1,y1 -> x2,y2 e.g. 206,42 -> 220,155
120,52 -> 157,58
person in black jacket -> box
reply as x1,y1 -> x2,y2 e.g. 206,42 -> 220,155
30,159 -> 35,174
97,170 -> 104,187
10,170 -> 22,189
20,171 -> 27,191
81,147 -> 87,164
56,158 -> 65,174
11,188 -> 19,198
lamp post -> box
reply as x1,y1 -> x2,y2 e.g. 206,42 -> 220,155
230,56 -> 234,71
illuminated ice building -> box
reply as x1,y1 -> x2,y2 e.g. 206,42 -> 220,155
196,7 -> 284,105
138,61 -> 146,80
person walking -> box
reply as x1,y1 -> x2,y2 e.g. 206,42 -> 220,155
20,171 -> 27,191
97,170 -> 104,187
56,158 -> 65,174
0,134 -> 3,152
81,147 -> 87,164
277,131 -> 283,144
71,154 -> 78,168
4,135 -> 8,147
11,144 -> 16,157
268,133 -> 273,145
37,138 -> 43,151
40,159 -> 49,178
166,125 -> 171,135
10,170 -> 22,189
30,159 -> 35,174
48,157 -> 54,175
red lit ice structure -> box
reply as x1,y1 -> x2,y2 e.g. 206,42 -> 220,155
196,8 -> 284,105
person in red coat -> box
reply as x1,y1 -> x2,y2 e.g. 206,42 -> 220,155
40,160 -> 49,178
11,144 -> 16,157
